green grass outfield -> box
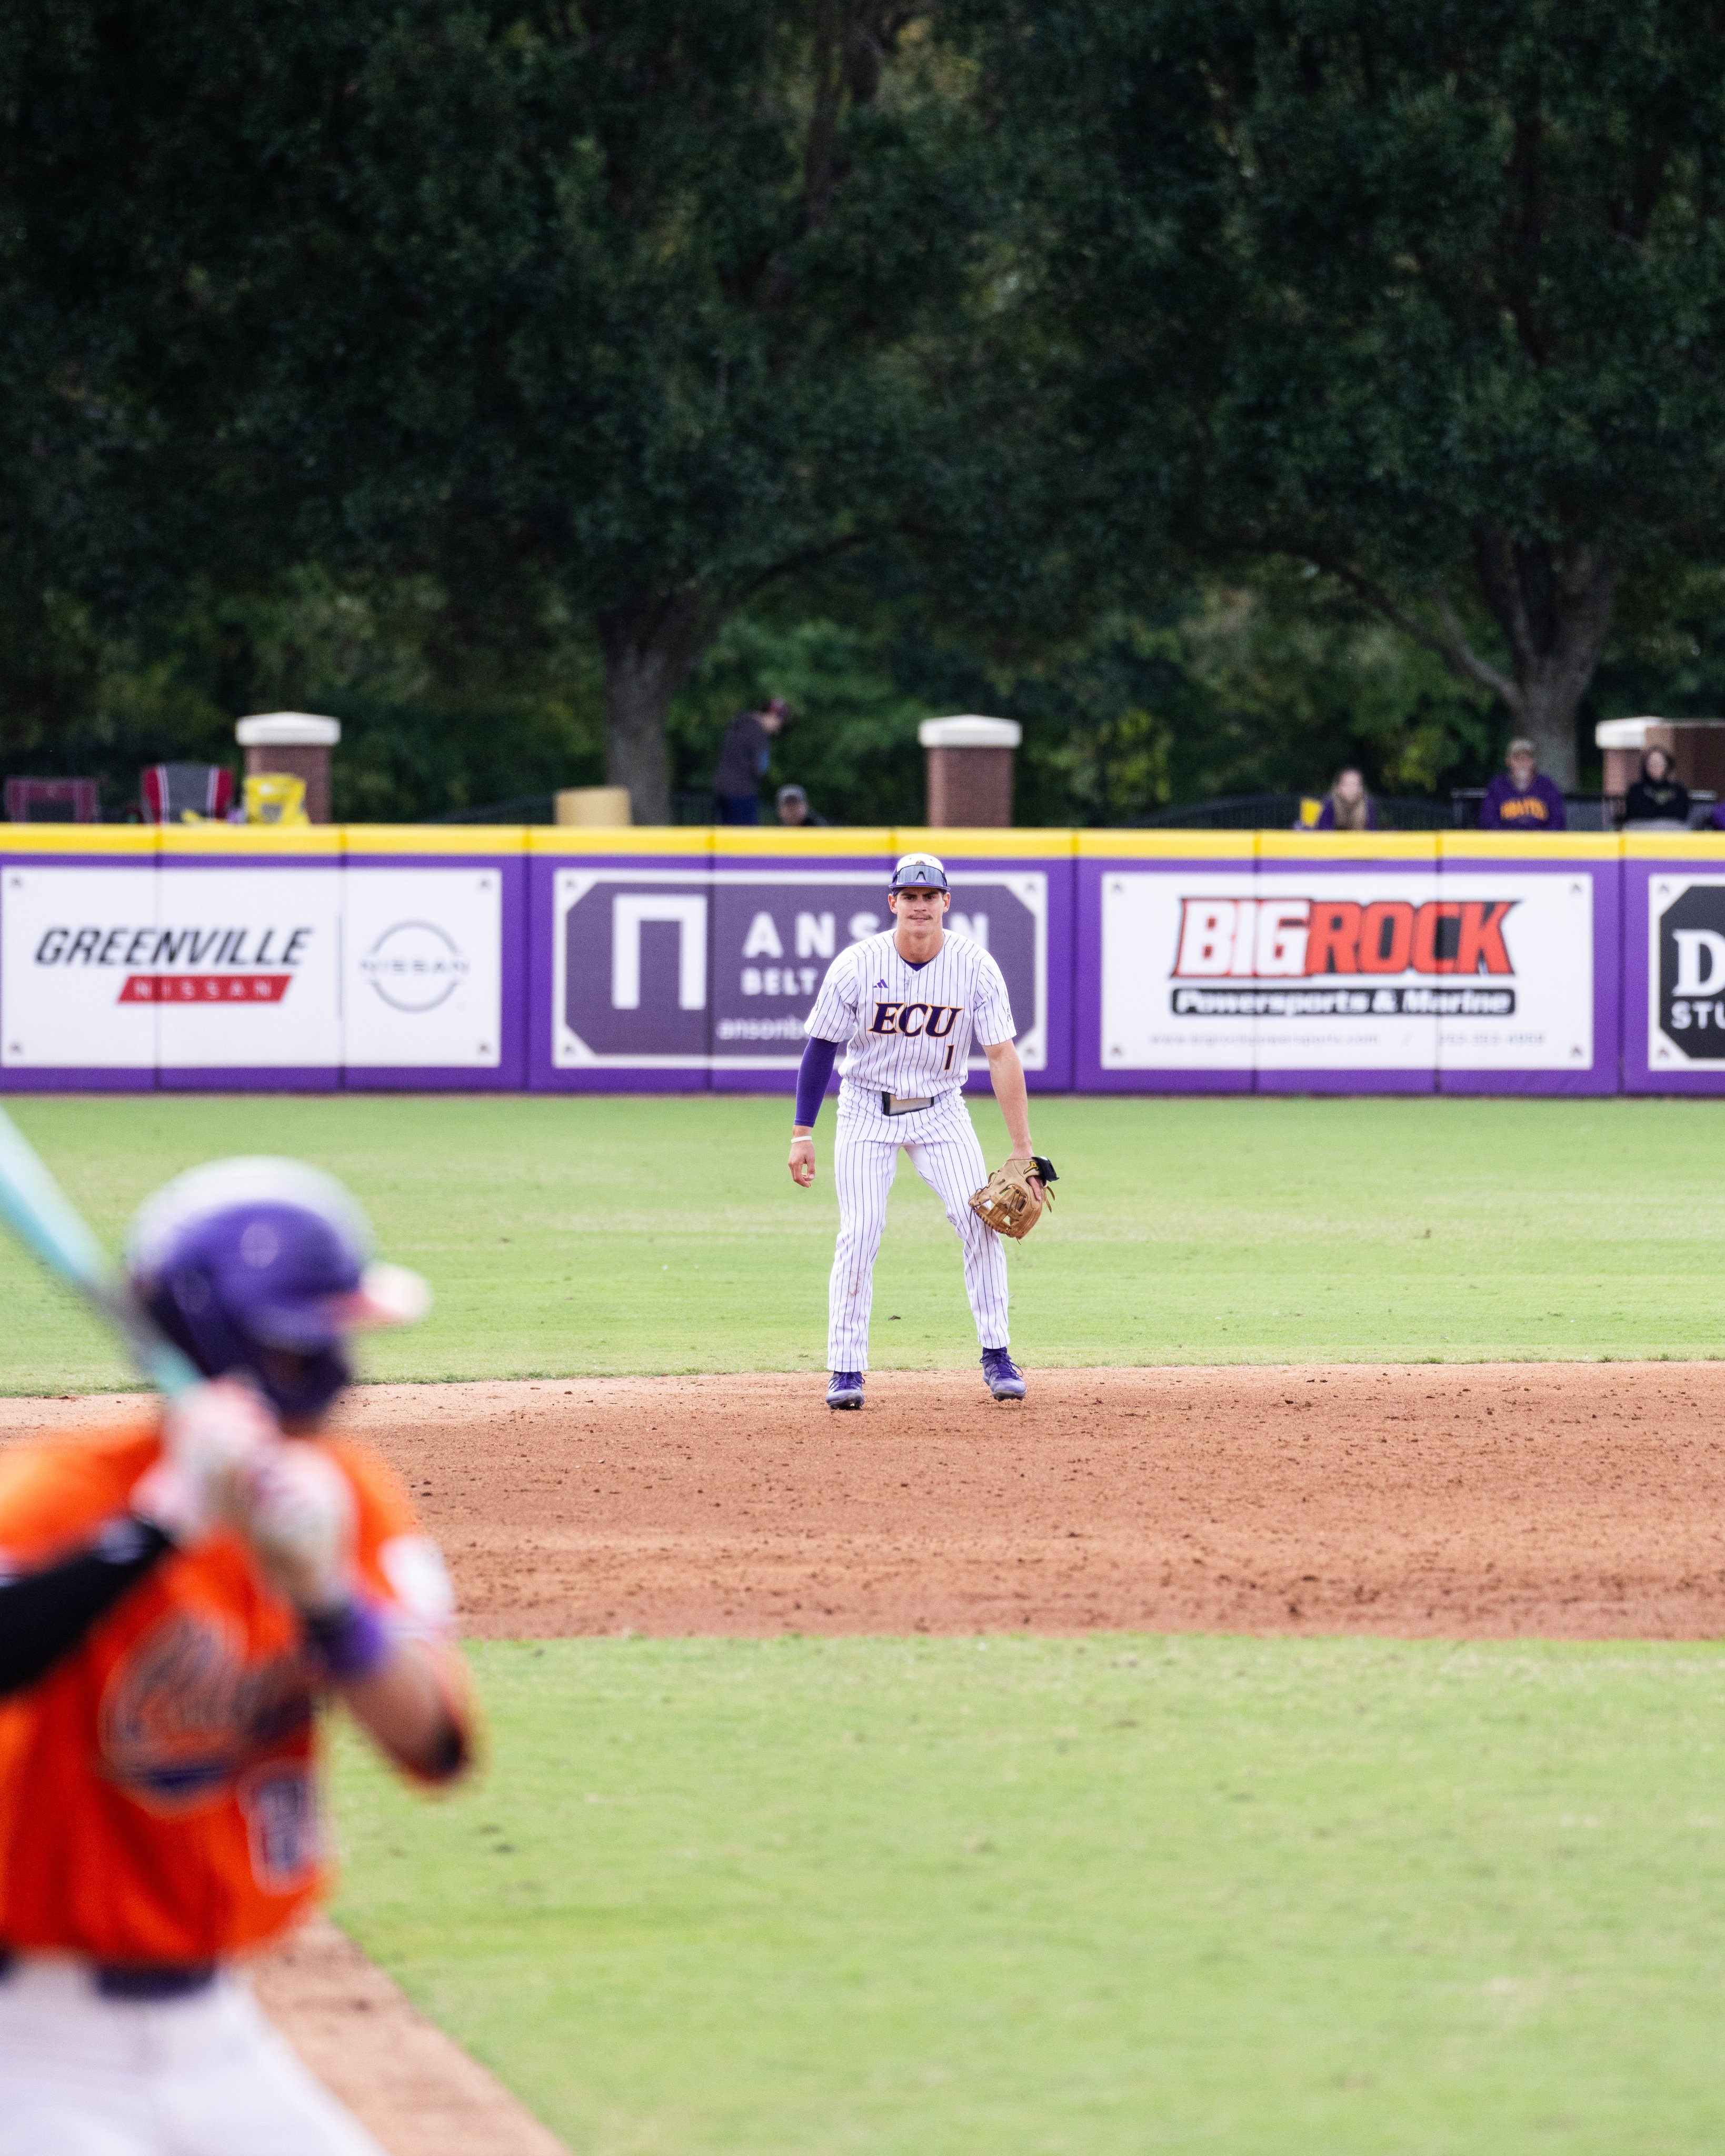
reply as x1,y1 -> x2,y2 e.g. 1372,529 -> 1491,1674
3,1090 -> 1725,1390
335,1636 -> 1725,2156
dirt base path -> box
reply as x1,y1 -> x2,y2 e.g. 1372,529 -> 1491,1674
253,1918 -> 567,2156
8,1361 -> 1725,1636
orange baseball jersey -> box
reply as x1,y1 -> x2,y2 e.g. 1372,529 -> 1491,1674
0,1421 -> 464,1964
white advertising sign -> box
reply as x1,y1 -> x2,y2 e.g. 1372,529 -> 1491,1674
343,867 -> 501,1068
1,864 -> 501,1070
1101,867 -> 1593,1072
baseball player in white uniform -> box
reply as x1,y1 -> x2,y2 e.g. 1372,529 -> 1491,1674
787,852 -> 1043,1408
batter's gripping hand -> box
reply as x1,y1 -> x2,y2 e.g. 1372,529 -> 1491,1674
132,1378 -> 277,1546
969,1154 -> 1058,1240
233,1444 -> 356,1614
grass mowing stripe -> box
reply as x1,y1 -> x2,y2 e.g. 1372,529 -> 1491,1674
4,1092 -> 1725,1388
333,1636 -> 1725,2155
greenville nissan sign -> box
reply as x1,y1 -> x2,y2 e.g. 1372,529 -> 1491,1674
1,865 -> 500,1069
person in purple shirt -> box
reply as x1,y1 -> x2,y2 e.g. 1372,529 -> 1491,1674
1479,737 -> 1567,830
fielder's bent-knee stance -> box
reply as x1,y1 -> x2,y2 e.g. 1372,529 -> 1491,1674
0,1159 -> 473,2156
787,852 -> 1045,1409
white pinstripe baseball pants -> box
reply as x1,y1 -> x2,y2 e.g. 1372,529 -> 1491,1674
828,1090 -> 1010,1372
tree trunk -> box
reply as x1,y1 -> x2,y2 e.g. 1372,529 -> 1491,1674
596,589 -> 706,825
1469,530 -> 1615,791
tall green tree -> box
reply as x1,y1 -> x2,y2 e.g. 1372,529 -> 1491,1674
971,0 -> 1725,784
0,2 -> 998,819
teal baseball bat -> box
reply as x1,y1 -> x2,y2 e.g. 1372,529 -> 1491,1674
0,1104 -> 200,1398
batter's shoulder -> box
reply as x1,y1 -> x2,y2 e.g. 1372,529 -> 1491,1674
323,1435 -> 419,1542
0,1419 -> 161,1559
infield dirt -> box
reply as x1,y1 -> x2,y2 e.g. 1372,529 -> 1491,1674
10,1361 -> 1725,1639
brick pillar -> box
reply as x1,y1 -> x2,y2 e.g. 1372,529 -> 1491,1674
918,715 -> 1022,827
235,713 -> 341,823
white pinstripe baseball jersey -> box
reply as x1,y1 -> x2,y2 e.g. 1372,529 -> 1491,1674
804,930 -> 1015,1095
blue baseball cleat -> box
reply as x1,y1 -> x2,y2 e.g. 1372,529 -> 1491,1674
826,1370 -> 865,1410
981,1347 -> 1026,1401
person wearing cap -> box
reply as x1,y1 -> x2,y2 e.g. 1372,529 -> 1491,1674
787,852 -> 1038,1408
0,1157 -> 472,2154
775,784 -> 827,827
1479,738 -> 1568,830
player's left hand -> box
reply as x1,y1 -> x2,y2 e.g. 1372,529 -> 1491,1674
233,1443 -> 356,1614
789,1136 -> 816,1187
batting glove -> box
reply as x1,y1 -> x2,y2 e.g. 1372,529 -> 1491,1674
233,1443 -> 357,1615
132,1378 -> 278,1546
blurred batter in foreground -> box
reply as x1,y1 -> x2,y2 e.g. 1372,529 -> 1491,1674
0,1158 -> 472,2155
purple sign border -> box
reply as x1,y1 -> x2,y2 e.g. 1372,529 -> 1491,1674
1622,853 -> 1725,1094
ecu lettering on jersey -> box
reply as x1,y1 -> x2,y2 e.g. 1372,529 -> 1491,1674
868,1001 -> 962,1038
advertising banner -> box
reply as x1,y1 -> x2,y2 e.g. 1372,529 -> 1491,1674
1083,841 -> 1610,1091
546,864 -> 1050,1080
342,865 -> 505,1071
1,859 -> 505,1080
1623,839 -> 1725,1091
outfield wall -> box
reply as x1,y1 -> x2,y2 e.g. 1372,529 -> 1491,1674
1,823 -> 1721,1094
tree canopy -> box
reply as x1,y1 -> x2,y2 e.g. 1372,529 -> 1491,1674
5,0 -> 1725,817
970,0 -> 1725,783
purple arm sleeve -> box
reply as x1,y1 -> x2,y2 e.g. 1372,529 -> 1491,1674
795,1036 -> 841,1127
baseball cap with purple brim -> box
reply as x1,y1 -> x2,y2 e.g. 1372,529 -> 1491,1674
888,852 -> 950,894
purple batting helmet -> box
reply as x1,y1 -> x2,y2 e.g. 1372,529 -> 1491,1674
125,1158 -> 430,1421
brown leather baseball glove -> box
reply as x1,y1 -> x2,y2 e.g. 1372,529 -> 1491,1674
969,1154 -> 1058,1240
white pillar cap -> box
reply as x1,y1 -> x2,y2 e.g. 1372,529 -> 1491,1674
1595,716 -> 1653,751
235,712 -> 342,748
917,714 -> 1022,750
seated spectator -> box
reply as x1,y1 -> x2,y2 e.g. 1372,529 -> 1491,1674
1622,745 -> 1690,827
1314,767 -> 1376,831
710,697 -> 790,824
775,783 -> 827,827
1479,738 -> 1567,830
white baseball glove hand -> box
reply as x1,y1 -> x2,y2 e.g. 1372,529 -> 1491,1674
131,1378 -> 278,1546
233,1443 -> 356,1615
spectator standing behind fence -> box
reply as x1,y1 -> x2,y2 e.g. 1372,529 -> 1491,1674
1314,768 -> 1377,831
1479,738 -> 1567,830
711,698 -> 790,823
776,783 -> 827,827
1622,746 -> 1690,827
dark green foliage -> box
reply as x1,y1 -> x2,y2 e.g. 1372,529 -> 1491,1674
4,1 -> 1725,822
964,0 -> 1725,783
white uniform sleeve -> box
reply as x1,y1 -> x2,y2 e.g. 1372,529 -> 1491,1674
971,953 -> 1016,1046
805,947 -> 862,1044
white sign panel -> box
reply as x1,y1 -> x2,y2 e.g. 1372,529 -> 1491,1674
343,868 -> 502,1068
152,867 -> 342,1067
2,864 -> 502,1070
2,865 -> 161,1068
1101,867 -> 1593,1072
